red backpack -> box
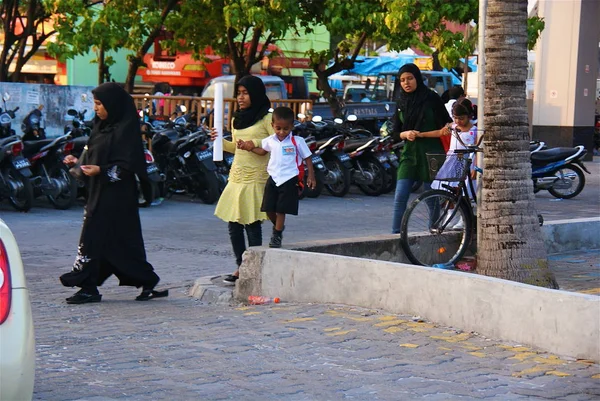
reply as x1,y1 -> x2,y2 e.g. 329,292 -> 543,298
290,136 -> 305,192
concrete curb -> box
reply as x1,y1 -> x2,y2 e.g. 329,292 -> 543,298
189,275 -> 233,304
229,217 -> 600,361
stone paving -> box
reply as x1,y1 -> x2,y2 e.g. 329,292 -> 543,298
1,158 -> 598,400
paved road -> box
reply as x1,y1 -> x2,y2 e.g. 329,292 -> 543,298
1,158 -> 599,400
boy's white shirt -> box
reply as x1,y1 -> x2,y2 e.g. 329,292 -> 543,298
261,132 -> 312,187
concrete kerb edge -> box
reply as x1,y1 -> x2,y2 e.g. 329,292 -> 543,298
231,218 -> 600,361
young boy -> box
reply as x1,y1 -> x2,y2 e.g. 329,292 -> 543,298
237,106 -> 315,248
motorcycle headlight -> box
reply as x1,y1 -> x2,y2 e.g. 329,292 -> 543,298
0,113 -> 10,126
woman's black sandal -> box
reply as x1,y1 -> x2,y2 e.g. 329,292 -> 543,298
135,289 -> 169,301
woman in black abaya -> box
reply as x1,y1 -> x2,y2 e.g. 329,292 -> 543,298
60,82 -> 167,304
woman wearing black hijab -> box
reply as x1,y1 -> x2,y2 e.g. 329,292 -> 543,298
213,75 -> 272,284
60,82 -> 167,304
391,63 -> 452,234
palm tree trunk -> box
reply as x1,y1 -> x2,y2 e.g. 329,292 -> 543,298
478,0 -> 558,288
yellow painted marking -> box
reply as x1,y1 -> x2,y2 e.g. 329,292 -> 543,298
323,327 -> 342,332
512,365 -> 548,377
384,327 -> 404,334
374,319 -> 406,327
439,347 -> 452,351
509,352 -> 538,362
578,288 -> 600,295
533,355 -> 568,365
378,316 -> 399,321
326,310 -> 346,317
405,322 -> 434,329
244,311 -> 262,315
236,306 -> 252,311
283,317 -> 316,323
499,345 -> 532,352
461,344 -> 483,351
326,329 -> 356,336
347,316 -> 373,322
592,374 -> 600,379
469,352 -> 486,358
430,333 -> 471,343
546,371 -> 571,377
576,359 -> 596,364
400,343 -> 420,348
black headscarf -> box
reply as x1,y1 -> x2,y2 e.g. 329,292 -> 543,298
232,75 -> 271,130
85,83 -> 149,212
394,63 -> 450,134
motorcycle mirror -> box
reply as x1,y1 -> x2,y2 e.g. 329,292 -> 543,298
385,103 -> 390,111
67,109 -> 78,116
138,110 -> 144,118
3,93 -> 10,102
334,118 -> 343,124
179,105 -> 187,113
347,115 -> 358,122
312,116 -> 323,123
297,113 -> 306,119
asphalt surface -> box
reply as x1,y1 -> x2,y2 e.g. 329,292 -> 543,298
1,158 -> 599,400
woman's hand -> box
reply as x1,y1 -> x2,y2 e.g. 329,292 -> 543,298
440,124 -> 452,136
80,165 -> 100,176
63,155 -> 78,167
402,130 -> 418,141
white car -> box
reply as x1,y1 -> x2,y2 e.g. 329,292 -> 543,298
0,218 -> 35,401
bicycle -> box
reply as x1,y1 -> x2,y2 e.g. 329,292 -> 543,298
399,129 -> 483,267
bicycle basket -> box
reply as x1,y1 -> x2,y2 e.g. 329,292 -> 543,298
427,153 -> 469,182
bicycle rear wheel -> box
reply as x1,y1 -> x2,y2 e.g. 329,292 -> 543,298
400,190 -> 472,266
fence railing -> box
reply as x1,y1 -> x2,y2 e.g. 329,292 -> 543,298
131,95 -> 313,130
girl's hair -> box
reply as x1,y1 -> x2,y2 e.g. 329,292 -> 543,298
451,98 -> 474,117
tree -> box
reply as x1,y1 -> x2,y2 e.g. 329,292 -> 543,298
0,0 -> 57,82
306,0 -> 479,117
47,0 -> 178,91
477,0 -> 557,288
167,0 -> 307,84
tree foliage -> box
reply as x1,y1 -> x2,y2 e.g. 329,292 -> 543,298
47,0 -> 178,91
0,0 -> 57,82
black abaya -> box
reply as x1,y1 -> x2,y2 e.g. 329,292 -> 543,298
60,83 -> 159,291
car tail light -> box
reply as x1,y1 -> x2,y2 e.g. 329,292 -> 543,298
63,141 -> 74,154
11,142 -> 23,155
0,240 -> 11,325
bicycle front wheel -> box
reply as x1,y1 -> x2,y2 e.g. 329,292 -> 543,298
400,190 -> 472,266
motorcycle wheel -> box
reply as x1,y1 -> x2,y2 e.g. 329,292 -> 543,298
324,158 -> 351,197
4,168 -> 34,212
46,163 -> 78,210
356,159 -> 386,196
381,166 -> 397,194
301,169 -> 324,199
196,171 -> 220,204
547,165 -> 585,199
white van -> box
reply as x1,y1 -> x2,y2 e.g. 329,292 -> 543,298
201,75 -> 288,100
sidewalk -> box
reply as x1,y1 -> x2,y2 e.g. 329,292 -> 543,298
549,249 -> 600,295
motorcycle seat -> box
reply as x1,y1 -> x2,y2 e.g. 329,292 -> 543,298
531,147 -> 583,164
23,139 -> 55,155
0,135 -> 21,147
343,138 -> 376,152
316,135 -> 343,149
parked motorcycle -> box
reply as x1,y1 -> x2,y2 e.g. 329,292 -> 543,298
531,145 -> 590,199
0,136 -> 34,211
21,105 -> 46,141
0,93 -> 19,139
151,127 -> 221,204
22,134 -> 78,209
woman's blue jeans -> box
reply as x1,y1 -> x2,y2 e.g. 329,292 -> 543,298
392,179 -> 431,234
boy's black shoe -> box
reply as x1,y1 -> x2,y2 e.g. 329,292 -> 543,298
269,230 -> 283,248
223,274 -> 239,284
66,291 -> 102,304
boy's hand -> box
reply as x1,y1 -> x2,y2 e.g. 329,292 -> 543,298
237,140 -> 255,151
306,174 -> 316,190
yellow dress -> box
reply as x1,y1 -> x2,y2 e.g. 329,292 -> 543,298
214,113 -> 271,224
